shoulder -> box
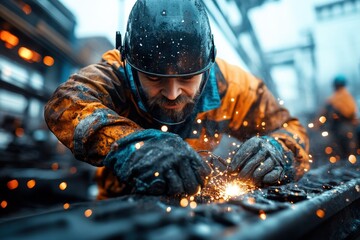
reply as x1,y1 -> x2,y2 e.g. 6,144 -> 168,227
72,50 -> 126,87
214,58 -> 262,94
101,49 -> 125,69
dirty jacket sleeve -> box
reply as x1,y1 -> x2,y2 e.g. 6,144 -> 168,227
44,50 -> 142,166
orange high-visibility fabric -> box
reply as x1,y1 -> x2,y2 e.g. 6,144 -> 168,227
326,87 -> 357,120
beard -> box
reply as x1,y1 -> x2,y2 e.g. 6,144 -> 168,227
146,93 -> 198,123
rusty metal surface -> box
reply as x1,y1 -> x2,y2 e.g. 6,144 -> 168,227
0,161 -> 359,240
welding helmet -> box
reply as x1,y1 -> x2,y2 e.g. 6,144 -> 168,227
121,0 -> 216,77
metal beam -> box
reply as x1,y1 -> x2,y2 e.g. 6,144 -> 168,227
203,0 -> 277,94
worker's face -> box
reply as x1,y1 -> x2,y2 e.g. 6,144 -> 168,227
137,72 -> 203,123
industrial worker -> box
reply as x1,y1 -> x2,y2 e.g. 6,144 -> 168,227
318,75 -> 359,159
44,0 -> 310,199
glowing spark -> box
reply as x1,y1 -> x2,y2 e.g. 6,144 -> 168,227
63,203 -> 70,209
348,155 -> 357,164
316,209 -> 325,218
325,147 -> 333,154
84,209 -> 92,217
135,141 -> 144,149
1,201 -> 7,208
59,182 -> 67,190
329,157 -> 337,163
189,201 -> 197,209
161,125 -> 168,132
308,123 -> 314,128
27,180 -> 36,189
166,207 -> 171,212
259,211 -> 267,220
7,180 -> 18,190
321,131 -> 328,137
180,198 -> 189,207
319,116 -> 326,123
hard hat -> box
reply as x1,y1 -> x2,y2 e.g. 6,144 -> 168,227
333,74 -> 347,88
121,0 -> 216,77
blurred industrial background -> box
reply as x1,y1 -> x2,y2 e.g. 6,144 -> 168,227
0,0 -> 359,237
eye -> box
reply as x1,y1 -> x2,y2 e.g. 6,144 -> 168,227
146,75 -> 160,82
181,75 -> 196,82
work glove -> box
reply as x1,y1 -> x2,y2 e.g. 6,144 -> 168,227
228,136 -> 294,187
103,129 -> 211,196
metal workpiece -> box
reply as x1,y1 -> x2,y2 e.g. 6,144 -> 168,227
0,161 -> 359,240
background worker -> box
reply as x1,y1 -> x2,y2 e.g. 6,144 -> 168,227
318,75 -> 359,159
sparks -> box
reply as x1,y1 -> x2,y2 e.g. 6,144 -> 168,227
224,182 -> 246,198
199,175 -> 254,202
197,151 -> 255,202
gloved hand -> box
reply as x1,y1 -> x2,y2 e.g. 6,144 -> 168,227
103,129 -> 212,196
228,136 -> 294,187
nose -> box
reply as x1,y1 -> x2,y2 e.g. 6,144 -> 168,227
162,78 -> 182,100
